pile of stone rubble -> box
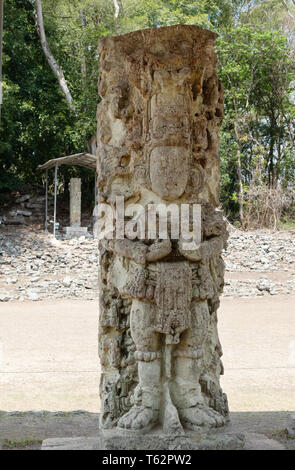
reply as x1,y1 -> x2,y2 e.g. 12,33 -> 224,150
0,227 -> 98,302
0,226 -> 294,302
223,229 -> 295,297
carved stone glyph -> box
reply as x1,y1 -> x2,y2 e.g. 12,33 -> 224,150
97,24 -> 230,437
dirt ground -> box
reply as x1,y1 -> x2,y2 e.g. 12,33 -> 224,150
0,410 -> 293,450
0,296 -> 295,449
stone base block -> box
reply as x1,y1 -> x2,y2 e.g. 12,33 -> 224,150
287,413 -> 295,438
243,432 -> 285,450
63,226 -> 88,238
42,437 -> 97,450
96,427 -> 245,451
41,431 -> 287,450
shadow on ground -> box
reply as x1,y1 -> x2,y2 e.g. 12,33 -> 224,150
0,410 -> 294,450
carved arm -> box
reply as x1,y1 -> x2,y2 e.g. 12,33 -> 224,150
178,236 -> 225,262
114,238 -> 172,265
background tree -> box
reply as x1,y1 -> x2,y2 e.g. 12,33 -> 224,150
218,25 -> 295,221
0,0 -> 294,227
35,0 -> 75,111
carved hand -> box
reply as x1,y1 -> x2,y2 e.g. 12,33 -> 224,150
146,238 -> 172,262
114,238 -> 172,264
114,239 -> 147,265
178,236 -> 224,261
178,237 -> 202,261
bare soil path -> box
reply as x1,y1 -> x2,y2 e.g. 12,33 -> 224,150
0,296 -> 294,448
1,296 -> 295,412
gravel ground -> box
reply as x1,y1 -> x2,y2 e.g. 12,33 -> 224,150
0,225 -> 295,450
0,225 -> 294,302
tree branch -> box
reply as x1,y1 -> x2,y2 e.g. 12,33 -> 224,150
282,0 -> 295,20
113,0 -> 120,19
35,0 -> 75,111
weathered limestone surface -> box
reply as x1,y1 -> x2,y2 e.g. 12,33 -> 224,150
41,432 -> 285,450
42,437 -> 98,450
97,24 -> 238,447
287,413 -> 295,437
70,178 -> 82,227
97,428 -> 245,451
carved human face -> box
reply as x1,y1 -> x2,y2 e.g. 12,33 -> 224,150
150,146 -> 189,201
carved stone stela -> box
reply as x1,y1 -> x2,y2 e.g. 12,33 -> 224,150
69,178 -> 81,227
97,25 -> 234,445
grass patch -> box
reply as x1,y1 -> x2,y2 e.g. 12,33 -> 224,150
272,429 -> 294,440
278,217 -> 295,230
2,438 -> 42,449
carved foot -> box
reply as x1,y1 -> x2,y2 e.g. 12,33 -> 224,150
117,406 -> 159,431
179,404 -> 225,430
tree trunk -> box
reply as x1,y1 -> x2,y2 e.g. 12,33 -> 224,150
282,0 -> 295,20
234,122 -> 244,224
268,115 -> 276,188
35,0 -> 75,111
113,0 -> 120,19
79,9 -> 86,81
113,0 -> 120,33
0,0 -> 4,121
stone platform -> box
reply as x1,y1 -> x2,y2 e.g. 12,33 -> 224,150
42,437 -> 97,450
42,427 -> 245,450
63,226 -> 88,238
96,427 -> 245,450
41,430 -> 286,450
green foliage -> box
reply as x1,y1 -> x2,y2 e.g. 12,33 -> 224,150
0,0 -> 97,205
1,2 -> 73,184
0,0 -> 294,224
217,22 -> 295,220
2,438 -> 42,449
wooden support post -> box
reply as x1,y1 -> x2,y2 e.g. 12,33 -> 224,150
45,169 -> 48,233
53,164 -> 58,238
